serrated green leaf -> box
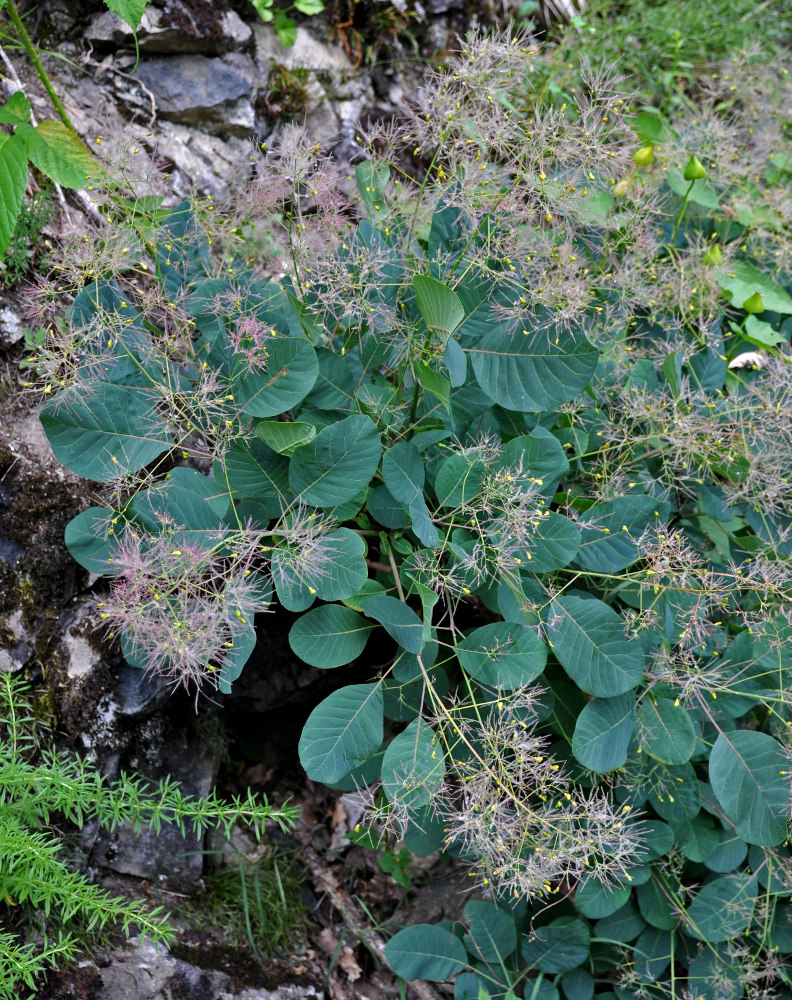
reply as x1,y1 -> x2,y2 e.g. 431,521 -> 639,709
102,0 -> 150,29
385,924 -> 468,981
709,730 -> 790,846
273,8 -> 297,45
19,121 -> 96,187
0,91 -> 30,125
0,133 -> 27,256
547,597 -> 643,697
455,622 -> 547,689
289,604 -> 375,668
572,692 -> 634,772
289,414 -> 381,508
298,682 -> 383,783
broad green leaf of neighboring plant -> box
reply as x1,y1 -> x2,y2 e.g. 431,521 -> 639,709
294,0 -> 324,12
455,621 -> 547,689
463,901 -> 517,964
288,604 -> 375,668
684,873 -> 757,943
0,133 -> 27,256
361,594 -> 424,653
716,262 -> 792,314
522,916 -> 590,974
289,414 -> 381,507
413,274 -> 465,337
102,0 -> 151,29
638,697 -> 697,765
709,731 -> 791,846
386,924 -> 468,981
15,121 -> 96,188
233,336 -> 319,417
0,91 -> 31,126
468,324 -> 598,412
40,384 -> 171,481
298,682 -> 383,783
572,691 -> 635,772
547,596 -> 643,697
274,9 -> 297,46
381,718 -> 445,810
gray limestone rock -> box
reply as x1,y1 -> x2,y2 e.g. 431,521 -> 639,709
85,6 -> 252,56
133,55 -> 257,135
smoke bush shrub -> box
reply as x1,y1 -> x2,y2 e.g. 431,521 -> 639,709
31,31 -> 792,999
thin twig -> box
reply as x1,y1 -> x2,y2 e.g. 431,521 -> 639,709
302,844 -> 445,1000
388,547 -> 405,601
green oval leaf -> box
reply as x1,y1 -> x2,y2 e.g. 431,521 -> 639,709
381,718 -> 445,810
289,604 -> 375,668
386,924 -> 468,981
469,325 -> 598,412
638,698 -> 696,765
234,336 -> 318,417
463,900 -> 517,963
521,916 -> 590,974
455,622 -> 547,689
361,594 -> 424,653
547,597 -> 643,697
40,384 -> 172,481
709,730 -> 791,847
573,496 -> 664,574
413,274 -> 465,335
289,414 -> 382,508
298,682 -> 383,783
684,873 -> 757,943
572,692 -> 635,772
